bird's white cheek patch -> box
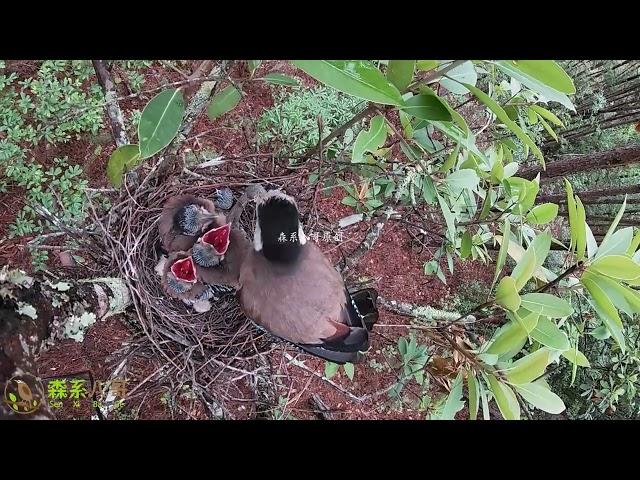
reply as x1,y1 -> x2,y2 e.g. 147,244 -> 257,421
298,225 -> 307,245
254,222 -> 263,251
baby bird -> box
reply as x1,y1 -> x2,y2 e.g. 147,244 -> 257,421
158,195 -> 226,253
192,222 -> 232,268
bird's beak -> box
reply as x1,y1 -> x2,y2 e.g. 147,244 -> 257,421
171,256 -> 197,283
202,223 -> 231,255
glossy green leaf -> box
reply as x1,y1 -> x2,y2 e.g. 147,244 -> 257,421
599,196 -> 627,254
138,89 -> 185,159
627,229 -> 640,256
496,276 -> 521,311
445,169 -> 479,194
467,370 -> 479,420
526,203 -> 559,225
581,275 -> 625,353
324,361 -> 340,379
531,316 -> 570,351
562,348 -> 590,367
402,94 -> 451,121
208,85 -> 242,121
491,157 -> 504,183
386,60 -> 415,92
352,115 -> 387,163
461,231 -> 472,259
529,104 -> 565,127
439,61 -> 477,95
486,374 -> 520,420
291,60 -> 404,106
590,255 -> 640,281
261,72 -> 299,86
505,348 -> 551,384
487,313 -> 538,356
584,272 -> 635,316
514,380 -> 566,414
440,145 -> 459,172
431,372 -> 465,420
463,83 -> 544,165
438,195 -> 456,241
106,144 -> 141,187
575,196 -> 587,261
495,61 -> 575,111
416,60 -> 438,72
564,179 -> 578,251
512,231 -> 551,291
597,226 -> 634,259
478,378 -> 491,420
520,293 -> 574,318
343,362 -> 355,381
503,60 -> 575,94
538,116 -> 558,141
590,325 -> 611,340
492,219 -> 511,287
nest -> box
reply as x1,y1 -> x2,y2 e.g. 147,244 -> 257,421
87,172 -> 283,418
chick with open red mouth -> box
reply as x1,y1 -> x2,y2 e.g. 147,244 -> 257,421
192,223 -> 231,268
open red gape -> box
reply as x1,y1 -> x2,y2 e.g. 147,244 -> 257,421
171,256 -> 197,283
202,223 -> 231,254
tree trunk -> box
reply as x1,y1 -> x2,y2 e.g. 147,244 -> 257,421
538,183 -> 640,204
520,144 -> 640,181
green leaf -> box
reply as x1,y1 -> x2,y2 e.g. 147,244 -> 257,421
520,293 -> 574,318
496,276 -> 521,311
479,378 -> 491,420
581,275 -> 625,353
598,196 -> 628,255
564,179 -> 578,251
627,228 -> 640,256
439,145 -> 459,172
467,370 -> 479,420
529,104 -> 565,127
505,348 -> 551,384
437,195 -> 456,241
492,219 -> 511,286
416,60 -> 438,72
575,196 -> 587,261
431,372 -> 465,420
439,61 -> 477,95
9,392 -> 17,402
486,314 -> 538,356
207,85 -> 242,121
343,362 -> 355,381
590,325 -> 611,340
531,317 -> 570,351
341,196 -> 358,207
511,231 -> 551,291
247,60 -> 262,76
597,227 -> 634,259
538,116 -> 558,141
324,361 -> 340,379
590,254 -> 640,281
106,144 -> 141,188
291,60 -> 404,106
386,60 -> 415,92
260,73 -> 299,86
486,374 -> 520,420
491,158 -> 504,183
402,94 -> 451,121
352,115 -> 387,163
503,60 -> 575,94
445,169 -> 479,194
526,203 -> 558,225
562,348 -> 590,367
495,61 -> 575,111
138,89 -> 185,159
514,381 -> 566,414
463,83 -> 544,166
461,231 -> 472,259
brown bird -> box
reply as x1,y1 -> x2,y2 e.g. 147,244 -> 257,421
158,195 -> 226,253
161,251 -> 233,311
199,188 -> 379,364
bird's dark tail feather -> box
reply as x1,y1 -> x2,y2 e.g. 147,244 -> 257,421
350,288 -> 379,331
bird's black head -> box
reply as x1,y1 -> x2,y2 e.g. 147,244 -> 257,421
254,190 -> 306,264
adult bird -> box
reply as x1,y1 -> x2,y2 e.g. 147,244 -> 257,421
198,187 -> 379,364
